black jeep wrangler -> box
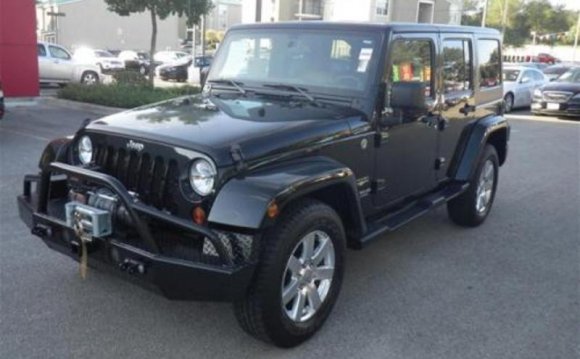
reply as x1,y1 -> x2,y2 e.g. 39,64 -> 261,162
17,23 -> 509,347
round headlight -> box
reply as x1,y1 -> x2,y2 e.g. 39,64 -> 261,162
189,158 -> 216,196
78,135 -> 93,165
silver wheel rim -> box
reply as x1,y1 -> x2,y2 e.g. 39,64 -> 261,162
505,95 -> 513,112
83,73 -> 97,85
281,230 -> 335,323
476,160 -> 495,214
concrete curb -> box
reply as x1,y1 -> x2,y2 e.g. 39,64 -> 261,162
39,97 -> 125,116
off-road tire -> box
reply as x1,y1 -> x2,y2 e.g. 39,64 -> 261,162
447,144 -> 499,227
234,198 -> 346,347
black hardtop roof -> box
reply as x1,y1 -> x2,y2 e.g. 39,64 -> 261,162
230,21 -> 500,35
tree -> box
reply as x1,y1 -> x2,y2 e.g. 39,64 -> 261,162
104,0 -> 212,85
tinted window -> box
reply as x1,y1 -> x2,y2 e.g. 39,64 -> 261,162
521,70 -> 533,83
49,45 -> 71,60
478,39 -> 501,88
442,39 -> 472,93
37,44 -> 47,57
503,69 -> 520,82
390,39 -> 433,97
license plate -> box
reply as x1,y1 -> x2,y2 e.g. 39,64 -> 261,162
546,103 -> 560,111
65,202 -> 112,238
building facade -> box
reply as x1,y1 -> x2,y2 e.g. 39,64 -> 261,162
242,0 -> 462,25
36,0 -> 242,51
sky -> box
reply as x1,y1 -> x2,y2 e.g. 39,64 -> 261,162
548,0 -> 580,11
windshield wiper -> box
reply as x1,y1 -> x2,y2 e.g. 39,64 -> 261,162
261,84 -> 319,104
207,79 -> 246,95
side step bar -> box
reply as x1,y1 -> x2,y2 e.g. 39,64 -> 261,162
358,182 -> 469,247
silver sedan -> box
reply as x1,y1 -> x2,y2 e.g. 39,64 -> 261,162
502,66 -> 548,112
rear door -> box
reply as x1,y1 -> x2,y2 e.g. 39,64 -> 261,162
437,34 -> 476,182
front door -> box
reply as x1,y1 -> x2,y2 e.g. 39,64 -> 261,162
373,34 -> 439,208
47,44 -> 74,82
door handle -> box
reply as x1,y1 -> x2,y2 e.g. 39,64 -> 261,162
459,103 -> 476,115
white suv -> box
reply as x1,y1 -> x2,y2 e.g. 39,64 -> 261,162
38,42 -> 101,85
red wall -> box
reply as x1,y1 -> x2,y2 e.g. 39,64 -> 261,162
0,0 -> 39,97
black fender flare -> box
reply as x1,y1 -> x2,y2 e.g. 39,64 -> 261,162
453,115 -> 510,182
38,136 -> 73,170
208,156 -> 366,236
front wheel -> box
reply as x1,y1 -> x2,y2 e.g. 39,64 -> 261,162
80,71 -> 99,85
234,199 -> 345,347
447,144 -> 499,227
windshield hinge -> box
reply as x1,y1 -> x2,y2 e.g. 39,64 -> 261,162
230,144 -> 247,173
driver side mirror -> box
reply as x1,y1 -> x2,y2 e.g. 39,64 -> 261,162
380,82 -> 427,127
390,82 -> 427,110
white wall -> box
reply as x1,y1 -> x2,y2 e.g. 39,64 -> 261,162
327,0 -> 374,21
57,0 -> 182,51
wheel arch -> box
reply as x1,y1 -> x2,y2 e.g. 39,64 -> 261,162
453,115 -> 510,182
208,156 -> 366,242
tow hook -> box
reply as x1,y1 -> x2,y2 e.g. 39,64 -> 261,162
119,259 -> 145,275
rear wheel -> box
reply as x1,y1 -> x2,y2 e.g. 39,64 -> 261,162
234,199 -> 345,347
447,144 -> 499,227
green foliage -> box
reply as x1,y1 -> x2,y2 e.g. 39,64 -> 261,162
104,0 -> 213,25
461,0 -> 576,47
112,70 -> 149,86
57,84 -> 201,109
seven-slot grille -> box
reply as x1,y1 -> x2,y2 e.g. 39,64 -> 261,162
92,145 -> 180,211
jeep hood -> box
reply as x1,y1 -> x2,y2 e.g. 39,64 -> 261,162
86,95 -> 363,166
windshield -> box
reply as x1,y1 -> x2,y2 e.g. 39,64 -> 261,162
555,69 -> 580,83
503,69 -> 520,82
207,29 -> 380,96
95,50 -> 114,58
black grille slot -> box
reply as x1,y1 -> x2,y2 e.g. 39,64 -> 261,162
93,145 -> 178,212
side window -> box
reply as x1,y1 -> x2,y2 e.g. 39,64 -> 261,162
532,71 -> 544,81
49,45 -> 71,60
37,44 -> 47,57
521,70 -> 533,83
478,39 -> 501,88
442,39 -> 472,94
390,39 -> 433,97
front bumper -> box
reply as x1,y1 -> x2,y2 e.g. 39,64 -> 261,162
17,163 -> 257,301
531,101 -> 580,117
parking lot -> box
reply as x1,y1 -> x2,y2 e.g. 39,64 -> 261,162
0,103 -> 578,359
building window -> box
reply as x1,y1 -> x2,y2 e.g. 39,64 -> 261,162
376,0 -> 389,16
478,39 -> 501,88
442,39 -> 472,94
417,1 -> 434,23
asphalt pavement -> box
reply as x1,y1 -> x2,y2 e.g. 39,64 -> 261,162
0,103 -> 578,359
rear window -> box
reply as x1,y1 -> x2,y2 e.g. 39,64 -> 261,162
478,39 -> 501,88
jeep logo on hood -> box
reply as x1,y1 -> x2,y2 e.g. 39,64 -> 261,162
126,140 -> 144,152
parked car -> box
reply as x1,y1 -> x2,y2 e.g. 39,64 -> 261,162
532,67 -> 580,117
73,48 -> 125,73
0,80 -> 4,120
37,42 -> 101,85
513,62 -> 549,71
502,65 -> 547,112
157,58 -> 191,82
537,53 -> 559,64
17,23 -> 509,347
153,50 -> 190,64
543,64 -> 574,81
118,50 -> 152,75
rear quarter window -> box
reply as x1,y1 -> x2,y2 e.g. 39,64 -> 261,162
478,39 -> 501,89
